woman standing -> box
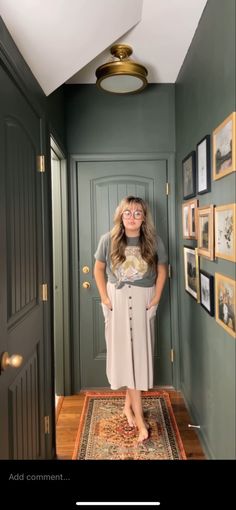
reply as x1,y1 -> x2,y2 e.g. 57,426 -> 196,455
94,196 -> 168,442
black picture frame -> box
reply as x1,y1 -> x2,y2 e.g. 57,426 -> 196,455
200,270 -> 214,316
196,134 -> 211,194
183,246 -> 200,302
182,151 -> 196,200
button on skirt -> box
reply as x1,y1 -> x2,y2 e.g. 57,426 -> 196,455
101,282 -> 158,391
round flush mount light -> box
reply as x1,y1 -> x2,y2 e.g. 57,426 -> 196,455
95,44 -> 148,94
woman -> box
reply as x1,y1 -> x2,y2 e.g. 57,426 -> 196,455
94,196 -> 168,442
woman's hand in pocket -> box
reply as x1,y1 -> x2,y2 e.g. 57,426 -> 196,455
101,296 -> 113,310
146,298 -> 159,310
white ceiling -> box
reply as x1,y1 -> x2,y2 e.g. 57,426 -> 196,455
0,0 -> 207,96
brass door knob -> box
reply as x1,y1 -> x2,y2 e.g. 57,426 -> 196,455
82,281 -> 91,289
0,351 -> 23,374
82,266 -> 90,274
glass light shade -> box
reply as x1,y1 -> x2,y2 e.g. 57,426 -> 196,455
98,74 -> 146,94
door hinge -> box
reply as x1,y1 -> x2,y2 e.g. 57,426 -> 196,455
44,416 -> 50,434
166,182 -> 170,195
168,264 -> 172,278
37,155 -> 45,173
41,283 -> 48,302
170,349 -> 174,363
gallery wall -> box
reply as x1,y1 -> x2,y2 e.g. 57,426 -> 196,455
175,0 -> 236,459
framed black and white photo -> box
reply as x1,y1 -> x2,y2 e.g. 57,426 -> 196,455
182,198 -> 198,239
183,246 -> 200,302
200,270 -> 214,316
182,151 -> 196,200
196,135 -> 211,194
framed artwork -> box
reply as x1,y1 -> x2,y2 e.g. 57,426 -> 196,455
196,134 -> 211,194
182,203 -> 190,238
183,246 -> 200,302
182,151 -> 196,199
182,199 -> 198,239
200,270 -> 214,316
215,273 -> 236,338
197,205 -> 214,260
212,112 -> 236,180
215,203 -> 236,262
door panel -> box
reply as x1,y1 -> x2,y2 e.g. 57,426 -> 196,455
0,65 -> 45,459
78,160 -> 172,388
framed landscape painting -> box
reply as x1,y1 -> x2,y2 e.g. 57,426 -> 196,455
215,273 -> 236,338
212,112 -> 236,180
215,203 -> 236,262
183,246 -> 200,302
197,205 -> 214,260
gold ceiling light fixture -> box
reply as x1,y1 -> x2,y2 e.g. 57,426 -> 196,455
95,44 -> 148,94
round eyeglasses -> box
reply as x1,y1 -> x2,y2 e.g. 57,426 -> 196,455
122,209 -> 143,220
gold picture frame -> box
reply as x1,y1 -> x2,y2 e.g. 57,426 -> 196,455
212,112 -> 236,180
182,199 -> 198,239
197,205 -> 214,260
215,273 -> 236,338
215,203 -> 236,262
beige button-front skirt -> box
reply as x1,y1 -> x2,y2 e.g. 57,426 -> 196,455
101,282 -> 158,391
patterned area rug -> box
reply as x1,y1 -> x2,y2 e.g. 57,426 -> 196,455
72,391 -> 186,460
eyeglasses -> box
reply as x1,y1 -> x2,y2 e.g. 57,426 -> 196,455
122,209 -> 144,220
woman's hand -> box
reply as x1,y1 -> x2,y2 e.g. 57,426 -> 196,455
146,298 -> 159,310
102,296 -> 113,310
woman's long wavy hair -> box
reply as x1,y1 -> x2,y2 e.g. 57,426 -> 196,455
110,196 -> 157,270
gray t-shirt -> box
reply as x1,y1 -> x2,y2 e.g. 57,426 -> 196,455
94,232 -> 168,289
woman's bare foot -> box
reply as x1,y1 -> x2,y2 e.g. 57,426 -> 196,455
123,407 -> 136,428
137,425 -> 149,443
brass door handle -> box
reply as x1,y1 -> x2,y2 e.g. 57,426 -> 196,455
0,351 -> 23,374
82,281 -> 91,289
82,266 -> 90,274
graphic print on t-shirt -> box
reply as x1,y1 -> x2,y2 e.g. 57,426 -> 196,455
114,246 -> 148,285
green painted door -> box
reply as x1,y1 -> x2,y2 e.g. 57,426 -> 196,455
77,159 -> 172,388
0,65 -> 46,458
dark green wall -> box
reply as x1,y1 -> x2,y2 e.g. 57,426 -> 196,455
176,0 -> 236,459
47,86 -> 66,151
65,84 -> 175,153
65,83 -> 176,395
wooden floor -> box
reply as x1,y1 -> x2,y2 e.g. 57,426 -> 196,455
56,389 -> 206,460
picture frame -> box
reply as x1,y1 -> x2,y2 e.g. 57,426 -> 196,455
182,203 -> 190,238
215,273 -> 236,338
183,246 -> 200,302
182,151 -> 196,200
182,199 -> 199,239
197,204 -> 214,260
215,203 -> 236,262
196,134 -> 211,194
199,270 -> 214,316
212,112 -> 236,181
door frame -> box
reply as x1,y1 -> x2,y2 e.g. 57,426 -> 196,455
69,152 -> 180,392
50,137 -> 71,395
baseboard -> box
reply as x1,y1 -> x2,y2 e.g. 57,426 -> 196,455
181,382 -> 214,459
